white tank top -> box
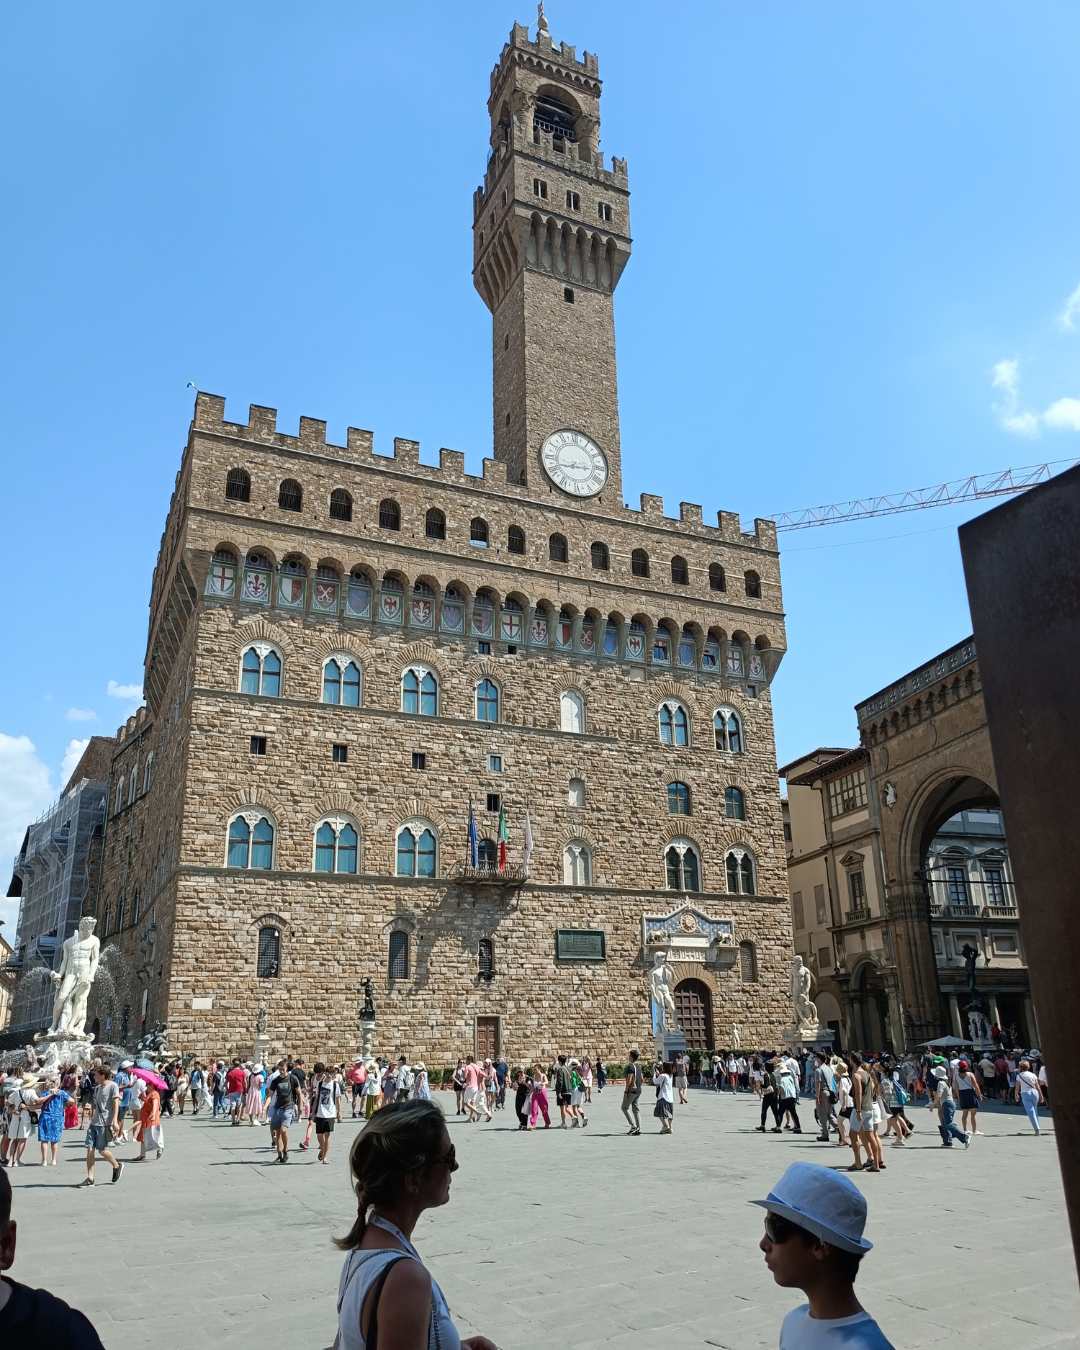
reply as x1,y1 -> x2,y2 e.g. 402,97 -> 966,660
336,1219 -> 461,1350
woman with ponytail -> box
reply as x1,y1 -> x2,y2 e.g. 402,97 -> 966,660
334,1100 -> 497,1350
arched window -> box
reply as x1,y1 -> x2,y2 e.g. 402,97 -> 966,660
114,780 -> 123,815
560,689 -> 585,734
240,645 -> 282,697
226,812 -> 275,869
665,841 -> 700,891
475,678 -> 499,723
278,479 -> 302,512
469,517 -> 489,547
714,708 -> 743,754
329,488 -> 352,522
477,838 -> 498,868
568,777 -> 586,807
667,781 -> 691,816
658,699 -> 690,747
143,753 -> 154,793
671,556 -> 689,585
402,665 -> 438,716
257,926 -> 281,978
709,563 -> 726,592
549,532 -> 568,563
322,657 -> 362,706
128,766 -> 137,804
277,556 -> 307,609
241,550 -> 272,604
563,841 -> 593,885
396,823 -> 437,877
378,498 -> 401,531
314,817 -> 359,874
725,848 -> 756,895
478,937 -> 494,979
631,548 -> 649,578
590,541 -> 609,571
206,548 -> 238,598
425,507 -> 446,540
225,467 -> 251,502
744,570 -> 761,599
507,525 -> 526,555
724,786 -> 746,820
388,930 -> 410,979
739,940 -> 758,982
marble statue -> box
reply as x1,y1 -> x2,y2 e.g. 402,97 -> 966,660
47,916 -> 100,1039
649,951 -> 677,1033
967,1007 -> 989,1042
790,956 -> 819,1032
732,1024 -> 741,1049
256,1004 -> 268,1035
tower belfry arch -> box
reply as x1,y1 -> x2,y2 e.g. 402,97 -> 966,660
473,10 -> 631,503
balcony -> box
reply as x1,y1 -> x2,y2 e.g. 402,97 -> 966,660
926,875 -> 1018,921
844,905 -> 872,924
447,862 -> 528,887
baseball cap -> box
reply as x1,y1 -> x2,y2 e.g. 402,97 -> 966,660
751,1162 -> 872,1254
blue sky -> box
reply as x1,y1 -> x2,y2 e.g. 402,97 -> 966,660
2,3 -> 1078,929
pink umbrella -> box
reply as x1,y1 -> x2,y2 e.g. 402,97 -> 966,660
131,1065 -> 168,1092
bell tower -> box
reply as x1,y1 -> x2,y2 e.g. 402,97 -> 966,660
473,6 -> 631,505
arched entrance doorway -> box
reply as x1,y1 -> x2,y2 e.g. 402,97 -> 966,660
674,979 -> 713,1052
849,961 -> 890,1051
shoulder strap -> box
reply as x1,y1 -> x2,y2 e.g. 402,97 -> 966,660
336,1250 -> 411,1349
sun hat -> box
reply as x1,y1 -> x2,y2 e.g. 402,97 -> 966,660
20,1073 -> 40,1087
751,1162 -> 872,1254
414,1062 -> 426,1071
120,1059 -> 134,1069
932,1065 -> 948,1079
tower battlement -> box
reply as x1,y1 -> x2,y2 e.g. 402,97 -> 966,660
492,19 -> 601,92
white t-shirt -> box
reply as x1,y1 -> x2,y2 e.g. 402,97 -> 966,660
653,1071 -> 674,1103
780,1304 -> 894,1348
314,1078 -> 341,1118
1017,1070 -> 1040,1092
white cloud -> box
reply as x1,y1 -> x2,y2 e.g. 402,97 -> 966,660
107,680 -> 143,702
60,737 -> 91,789
1059,282 -> 1080,332
0,734 -> 57,937
65,707 -> 97,722
991,358 -> 1080,437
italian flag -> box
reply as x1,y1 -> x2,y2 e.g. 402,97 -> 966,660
497,804 -> 510,871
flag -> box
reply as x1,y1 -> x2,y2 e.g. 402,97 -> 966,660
468,800 -> 479,868
497,803 -> 509,871
523,808 -> 534,876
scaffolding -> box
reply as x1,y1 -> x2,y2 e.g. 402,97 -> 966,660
6,779 -> 107,1035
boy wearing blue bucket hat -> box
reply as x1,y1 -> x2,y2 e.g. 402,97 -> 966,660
752,1162 -> 893,1347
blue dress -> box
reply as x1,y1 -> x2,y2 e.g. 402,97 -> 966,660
37,1091 -> 70,1143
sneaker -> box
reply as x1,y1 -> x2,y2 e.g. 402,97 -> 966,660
754,1126 -> 766,1133
963,1136 -> 971,1149
111,1163 -> 124,1184
79,1177 -> 95,1187
157,1148 -> 164,1159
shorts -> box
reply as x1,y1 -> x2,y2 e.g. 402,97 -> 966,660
269,1107 -> 296,1130
858,1111 -> 876,1132
351,1083 -> 364,1100
463,1086 -> 479,1105
888,1106 -> 905,1117
958,1089 -> 978,1110
315,1117 -> 335,1134
225,1093 -> 242,1109
85,1124 -> 110,1152
555,1091 -> 572,1107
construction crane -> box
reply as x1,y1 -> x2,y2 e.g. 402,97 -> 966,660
771,459 -> 1077,531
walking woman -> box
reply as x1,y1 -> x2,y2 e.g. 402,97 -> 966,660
581,1055 -> 593,1103
244,1063 -> 264,1125
1014,1058 -> 1045,1135
452,1059 -> 466,1115
412,1063 -> 431,1102
174,1066 -> 190,1115
653,1060 -> 675,1134
674,1054 -> 689,1106
755,1060 -> 782,1133
835,1060 -> 854,1151
775,1059 -> 802,1134
595,1054 -> 606,1094
877,1065 -> 909,1146
956,1059 -> 983,1137
848,1053 -> 883,1172
35,1075 -> 69,1166
527,1065 -> 550,1129
333,1100 -> 497,1350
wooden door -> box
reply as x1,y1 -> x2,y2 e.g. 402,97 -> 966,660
674,979 -> 713,1052
476,1015 -> 500,1060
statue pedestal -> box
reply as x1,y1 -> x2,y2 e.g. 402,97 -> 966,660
31,1031 -> 95,1073
252,1032 -> 271,1066
654,1030 -> 687,1063
781,1025 -> 835,1051
359,1018 -> 376,1061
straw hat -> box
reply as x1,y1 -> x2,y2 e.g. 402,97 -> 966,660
414,1062 -> 426,1072
20,1073 -> 40,1088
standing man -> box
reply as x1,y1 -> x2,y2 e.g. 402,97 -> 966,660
210,1061 -> 226,1118
267,1059 -> 303,1163
552,1054 -> 574,1128
495,1053 -> 508,1110
82,1065 -> 123,1186
225,1059 -> 247,1125
813,1051 -> 836,1143
621,1049 -> 643,1136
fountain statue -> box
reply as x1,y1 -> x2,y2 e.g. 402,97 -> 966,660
47,915 -> 100,1038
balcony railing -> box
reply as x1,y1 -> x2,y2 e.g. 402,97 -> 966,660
844,906 -> 872,924
447,862 -> 528,887
925,874 -> 1018,920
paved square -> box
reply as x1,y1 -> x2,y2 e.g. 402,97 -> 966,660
5,1088 -> 1076,1348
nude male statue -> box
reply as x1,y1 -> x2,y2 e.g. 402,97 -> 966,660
47,915 -> 101,1038
649,950 -> 677,1033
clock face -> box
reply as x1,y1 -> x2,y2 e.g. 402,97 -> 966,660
540,429 -> 608,497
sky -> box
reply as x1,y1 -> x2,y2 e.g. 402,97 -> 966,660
2,2 -> 1078,933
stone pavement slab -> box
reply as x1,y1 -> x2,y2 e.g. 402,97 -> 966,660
5,1088 -> 1077,1348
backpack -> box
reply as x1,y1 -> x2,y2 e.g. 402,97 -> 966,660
274,1075 -> 295,1109
893,1080 -> 909,1107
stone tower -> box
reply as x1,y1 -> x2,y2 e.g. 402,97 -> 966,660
473,8 -> 631,506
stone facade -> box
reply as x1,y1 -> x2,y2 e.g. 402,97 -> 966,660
86,13 -> 792,1064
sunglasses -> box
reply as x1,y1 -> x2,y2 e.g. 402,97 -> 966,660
763,1212 -> 803,1244
428,1145 -> 457,1172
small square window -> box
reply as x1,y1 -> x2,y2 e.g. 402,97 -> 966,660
533,177 -> 548,199
507,644 -> 518,655
563,287 -> 575,303
332,743 -> 348,763
486,792 -> 501,814
746,685 -> 758,698
488,754 -> 503,773
477,640 -> 491,655
412,752 -> 427,771
566,190 -> 580,211
250,736 -> 267,756
598,202 -> 613,223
